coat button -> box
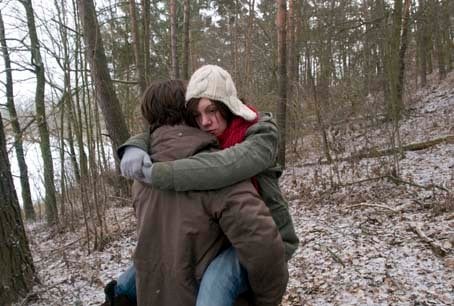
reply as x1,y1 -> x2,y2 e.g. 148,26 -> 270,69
178,132 -> 183,136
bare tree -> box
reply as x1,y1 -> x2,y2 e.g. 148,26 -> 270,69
129,0 -> 146,93
182,0 -> 190,79
20,0 -> 58,225
276,0 -> 288,168
76,0 -> 130,151
416,0 -> 429,86
141,0 -> 151,83
287,0 -> 295,100
244,0 -> 256,94
0,10 -> 36,221
0,103 -> 35,305
169,0 -> 179,78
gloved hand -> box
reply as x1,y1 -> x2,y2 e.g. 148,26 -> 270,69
120,146 -> 152,181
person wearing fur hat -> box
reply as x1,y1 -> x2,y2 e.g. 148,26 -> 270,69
103,79 -> 288,306
114,65 -> 299,305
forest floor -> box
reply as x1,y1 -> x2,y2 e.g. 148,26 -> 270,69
17,73 -> 454,306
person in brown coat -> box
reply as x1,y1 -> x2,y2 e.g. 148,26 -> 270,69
131,80 -> 288,306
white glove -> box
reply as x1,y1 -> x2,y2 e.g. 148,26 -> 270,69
120,147 -> 152,181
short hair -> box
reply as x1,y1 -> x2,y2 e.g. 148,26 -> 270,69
141,80 -> 195,130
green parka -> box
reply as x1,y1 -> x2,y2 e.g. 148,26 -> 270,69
118,112 -> 299,260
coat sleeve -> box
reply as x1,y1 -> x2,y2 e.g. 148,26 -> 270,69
151,114 -> 279,191
116,132 -> 150,159
212,180 -> 288,306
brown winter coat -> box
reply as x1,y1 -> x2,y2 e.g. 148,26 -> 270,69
132,125 -> 288,306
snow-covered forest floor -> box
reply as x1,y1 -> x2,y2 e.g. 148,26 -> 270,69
18,74 -> 453,306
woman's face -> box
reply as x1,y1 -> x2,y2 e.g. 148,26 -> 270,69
192,98 -> 228,136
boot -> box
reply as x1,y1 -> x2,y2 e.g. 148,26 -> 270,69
101,280 -> 136,306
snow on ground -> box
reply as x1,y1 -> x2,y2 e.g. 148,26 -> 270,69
17,74 -> 454,306
279,74 -> 454,305
21,207 -> 137,305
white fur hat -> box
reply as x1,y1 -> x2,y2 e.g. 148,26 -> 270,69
185,65 -> 257,121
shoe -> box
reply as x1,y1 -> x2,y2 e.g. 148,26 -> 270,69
101,280 -> 136,306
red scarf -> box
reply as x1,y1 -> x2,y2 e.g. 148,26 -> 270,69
217,105 -> 260,191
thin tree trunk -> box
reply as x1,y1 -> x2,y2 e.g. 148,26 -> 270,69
309,61 -> 332,164
441,0 -> 452,72
244,0 -> 255,94
276,0 -> 287,168
182,0 -> 190,80
417,0 -> 428,86
141,0 -> 151,83
397,0 -> 411,108
170,0 -> 179,78
20,0 -> 58,226
433,0 -> 446,80
54,0 -> 70,218
73,0 -> 88,180
287,0 -> 295,101
0,11 -> 35,221
386,0 -> 403,121
129,0 -> 147,93
0,105 -> 35,305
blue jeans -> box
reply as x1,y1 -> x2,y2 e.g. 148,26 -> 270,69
115,265 -> 137,303
116,247 -> 249,305
196,246 -> 250,306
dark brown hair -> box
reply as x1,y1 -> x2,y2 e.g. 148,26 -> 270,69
141,80 -> 196,130
186,98 -> 234,124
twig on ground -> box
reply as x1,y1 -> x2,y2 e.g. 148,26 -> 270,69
409,223 -> 448,257
337,176 -> 388,188
50,237 -> 83,253
108,195 -> 133,202
324,245 -> 346,268
387,175 -> 450,192
346,202 -> 398,213
20,279 -> 68,306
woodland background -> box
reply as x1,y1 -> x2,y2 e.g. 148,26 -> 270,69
0,0 -> 453,305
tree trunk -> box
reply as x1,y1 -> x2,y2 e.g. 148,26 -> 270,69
397,0 -> 411,109
73,0 -> 88,180
432,0 -> 446,80
441,0 -> 452,72
182,0 -> 190,80
287,0 -> 295,101
386,0 -> 403,121
141,0 -> 151,84
0,11 -> 36,221
244,0 -> 255,94
20,0 -> 58,225
129,0 -> 147,93
76,0 -> 130,151
0,107 -> 35,305
276,0 -> 287,168
417,0 -> 428,86
170,0 -> 179,78
54,0 -> 71,218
